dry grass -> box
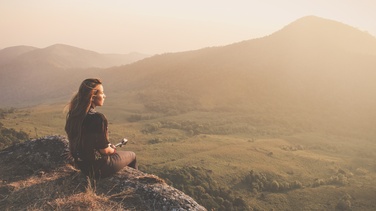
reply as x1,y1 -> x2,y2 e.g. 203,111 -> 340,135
0,167 -> 131,210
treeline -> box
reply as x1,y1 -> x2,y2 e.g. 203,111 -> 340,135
130,95 -> 376,141
144,166 -> 249,211
242,170 -> 303,193
141,119 -> 299,137
242,169 -> 350,194
0,108 -> 29,149
0,108 -> 15,119
142,166 -> 352,210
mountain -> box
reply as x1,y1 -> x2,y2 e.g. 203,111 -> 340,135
0,45 -> 37,65
0,44 -> 150,107
0,44 -> 149,69
1,15 -> 376,118
102,16 -> 376,113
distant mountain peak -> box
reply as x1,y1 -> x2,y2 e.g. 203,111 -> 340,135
278,15 -> 375,38
266,15 -> 376,56
0,45 -> 38,65
278,15 -> 354,34
1,45 -> 38,51
42,43 -> 99,54
48,43 -> 76,48
292,15 -> 332,23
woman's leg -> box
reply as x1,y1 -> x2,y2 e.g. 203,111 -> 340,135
99,151 -> 137,178
115,150 -> 138,170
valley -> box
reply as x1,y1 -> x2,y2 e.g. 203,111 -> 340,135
2,102 -> 376,210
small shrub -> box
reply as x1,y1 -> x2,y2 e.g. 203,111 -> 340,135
279,181 -> 290,191
312,179 -> 325,187
148,138 -> 162,144
290,180 -> 303,189
335,193 -> 352,210
328,174 -> 348,186
270,180 -> 279,191
355,168 -> 368,175
127,114 -> 142,122
142,122 -> 161,133
233,197 -> 248,209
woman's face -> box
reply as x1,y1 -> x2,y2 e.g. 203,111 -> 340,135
92,84 -> 106,107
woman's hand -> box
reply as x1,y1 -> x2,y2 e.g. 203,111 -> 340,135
99,143 -> 116,155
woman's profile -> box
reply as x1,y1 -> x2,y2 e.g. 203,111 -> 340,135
65,78 -> 137,179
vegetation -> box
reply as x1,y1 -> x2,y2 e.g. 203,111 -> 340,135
0,108 -> 29,149
1,102 -> 376,210
0,163 -> 153,210
242,170 -> 304,193
143,165 -> 249,211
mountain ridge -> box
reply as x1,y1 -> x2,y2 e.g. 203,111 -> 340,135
100,16 -> 376,113
1,16 -> 376,113
0,44 -> 150,107
0,45 -> 38,65
0,43 -> 150,69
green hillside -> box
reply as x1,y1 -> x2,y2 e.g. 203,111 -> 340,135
2,100 -> 376,210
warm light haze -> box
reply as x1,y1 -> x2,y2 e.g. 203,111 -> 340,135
1,0 -> 376,54
2,1 -> 376,210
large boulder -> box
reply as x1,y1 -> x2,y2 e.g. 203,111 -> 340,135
0,135 -> 206,210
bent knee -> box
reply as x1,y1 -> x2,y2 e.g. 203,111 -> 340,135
130,151 -> 136,159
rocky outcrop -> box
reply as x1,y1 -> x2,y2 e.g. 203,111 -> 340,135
0,135 -> 206,210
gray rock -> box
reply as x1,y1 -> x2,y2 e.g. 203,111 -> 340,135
0,135 -> 206,210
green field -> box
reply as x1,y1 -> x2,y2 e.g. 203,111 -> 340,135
2,103 -> 376,210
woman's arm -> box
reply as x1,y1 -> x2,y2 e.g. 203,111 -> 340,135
99,143 -> 116,155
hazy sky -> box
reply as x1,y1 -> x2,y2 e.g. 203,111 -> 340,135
1,0 -> 376,54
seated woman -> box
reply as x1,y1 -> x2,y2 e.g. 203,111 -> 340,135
65,78 -> 137,179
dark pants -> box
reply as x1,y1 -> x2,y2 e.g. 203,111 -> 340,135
100,150 -> 138,178
78,151 -> 137,179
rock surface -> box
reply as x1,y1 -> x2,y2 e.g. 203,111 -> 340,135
0,135 -> 206,210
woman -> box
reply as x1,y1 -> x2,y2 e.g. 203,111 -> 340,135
65,78 -> 137,179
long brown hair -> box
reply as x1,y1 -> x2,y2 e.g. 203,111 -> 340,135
65,78 -> 102,154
